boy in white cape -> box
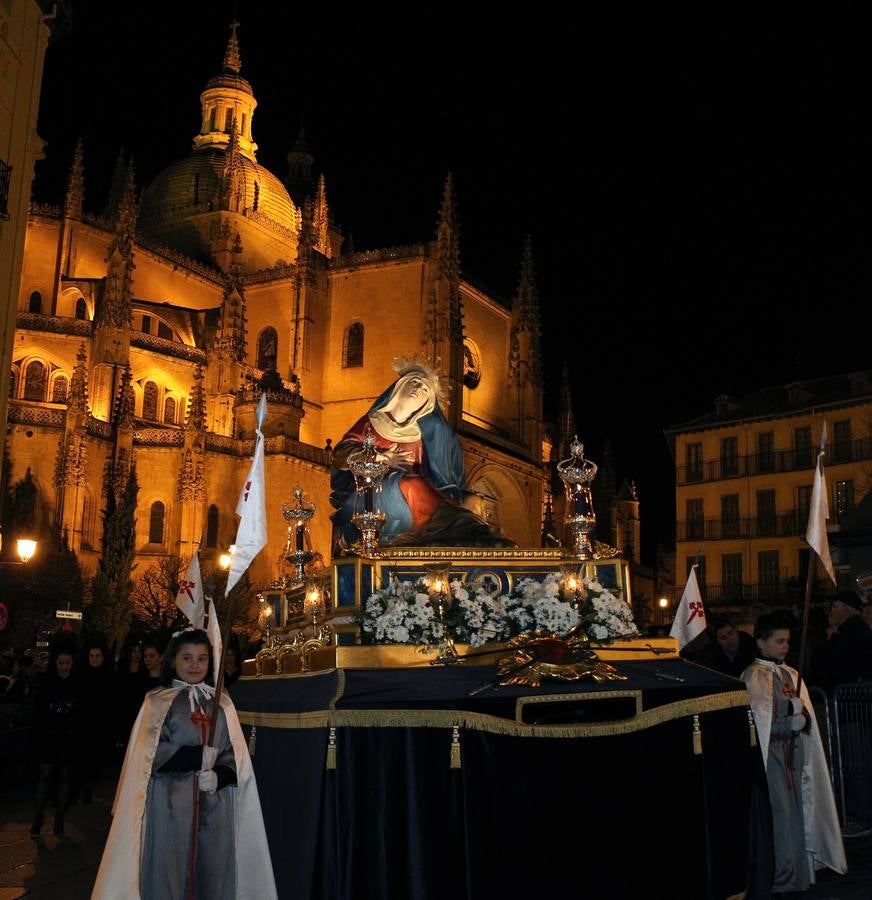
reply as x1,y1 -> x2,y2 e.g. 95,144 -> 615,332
741,613 -> 846,894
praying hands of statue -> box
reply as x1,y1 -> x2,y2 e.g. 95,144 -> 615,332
375,444 -> 415,470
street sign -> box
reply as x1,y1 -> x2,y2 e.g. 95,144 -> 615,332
56,609 -> 83,620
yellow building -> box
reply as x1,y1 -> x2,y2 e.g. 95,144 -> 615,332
0,1 -> 69,454
665,374 -> 872,610
6,26 -> 547,592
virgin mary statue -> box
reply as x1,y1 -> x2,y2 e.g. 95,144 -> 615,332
329,358 -> 514,549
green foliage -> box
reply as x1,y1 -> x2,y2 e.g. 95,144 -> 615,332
89,465 -> 139,646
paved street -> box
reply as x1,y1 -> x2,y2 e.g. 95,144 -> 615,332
0,774 -> 112,899
1,771 -> 872,898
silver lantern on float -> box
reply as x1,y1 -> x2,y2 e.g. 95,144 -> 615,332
350,430 -> 388,557
557,435 -> 598,560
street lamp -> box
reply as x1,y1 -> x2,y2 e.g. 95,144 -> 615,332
0,536 -> 38,567
17,539 -> 37,563
219,546 -> 234,570
657,596 -> 670,627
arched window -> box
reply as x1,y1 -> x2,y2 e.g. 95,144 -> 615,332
74,298 -> 87,320
206,504 -> 219,548
142,381 -> 159,420
257,327 -> 278,371
28,291 -> 42,314
463,339 -> 482,389
241,113 -> 247,137
253,181 -> 260,211
9,368 -> 18,398
163,396 -> 176,424
224,108 -> 233,133
148,501 -> 165,544
23,361 -> 47,401
52,376 -> 69,404
343,322 -> 364,368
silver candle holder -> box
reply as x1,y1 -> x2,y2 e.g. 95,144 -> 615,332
281,484 -> 316,584
557,435 -> 598,560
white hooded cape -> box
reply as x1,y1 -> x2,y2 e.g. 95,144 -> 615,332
91,686 -> 277,899
741,658 -> 847,876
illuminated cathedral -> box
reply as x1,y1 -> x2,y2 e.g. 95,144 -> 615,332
8,24 -> 548,588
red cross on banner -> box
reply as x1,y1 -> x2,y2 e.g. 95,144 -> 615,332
176,557 -> 205,629
686,600 -> 705,624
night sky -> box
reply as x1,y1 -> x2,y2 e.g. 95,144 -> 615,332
33,7 -> 872,562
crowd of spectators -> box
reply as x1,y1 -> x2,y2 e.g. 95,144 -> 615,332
0,627 -> 248,837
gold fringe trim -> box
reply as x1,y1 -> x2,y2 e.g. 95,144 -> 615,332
747,709 -> 757,748
515,690 -> 642,722
450,725 -> 461,769
692,714 -> 702,755
326,727 -> 337,770
248,725 -> 257,757
237,690 -> 749,740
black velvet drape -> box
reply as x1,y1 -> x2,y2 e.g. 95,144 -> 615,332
232,660 -> 768,900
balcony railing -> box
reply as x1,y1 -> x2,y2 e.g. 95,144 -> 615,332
17,312 -> 93,337
666,580 -> 841,607
677,437 -> 872,485
678,507 -> 855,542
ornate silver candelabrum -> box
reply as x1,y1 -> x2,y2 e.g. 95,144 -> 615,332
557,435 -> 598,560
282,484 -> 316,584
350,430 -> 388,558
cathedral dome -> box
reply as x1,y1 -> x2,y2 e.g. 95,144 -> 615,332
138,21 -> 301,247
139,149 -> 299,237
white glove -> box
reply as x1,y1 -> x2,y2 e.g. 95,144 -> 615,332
788,697 -> 804,716
198,769 -> 218,793
201,745 -> 219,771
789,714 -> 807,732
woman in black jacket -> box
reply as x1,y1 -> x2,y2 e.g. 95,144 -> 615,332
30,640 -> 80,836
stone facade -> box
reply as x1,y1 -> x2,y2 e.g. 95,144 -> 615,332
7,25 -> 547,591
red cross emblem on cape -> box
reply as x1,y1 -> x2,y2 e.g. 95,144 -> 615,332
190,708 -> 213,744
177,580 -> 196,603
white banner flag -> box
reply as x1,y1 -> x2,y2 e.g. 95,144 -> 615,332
806,423 -> 836,585
670,565 -> 707,649
227,395 -> 268,595
175,554 -> 205,629
206,595 -> 222,686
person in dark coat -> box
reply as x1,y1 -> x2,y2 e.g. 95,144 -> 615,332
810,590 -> 872,692
114,641 -> 147,755
699,616 -> 758,678
77,634 -> 114,801
223,635 -> 242,689
141,637 -> 164,692
810,589 -> 872,837
30,638 -> 80,836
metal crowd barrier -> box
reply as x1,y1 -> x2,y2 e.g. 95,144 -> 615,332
830,682 -> 872,828
808,685 -> 835,789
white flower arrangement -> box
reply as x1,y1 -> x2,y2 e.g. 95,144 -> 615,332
359,572 -> 638,647
361,578 -> 444,645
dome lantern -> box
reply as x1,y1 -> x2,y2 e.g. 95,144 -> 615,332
193,21 -> 258,160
